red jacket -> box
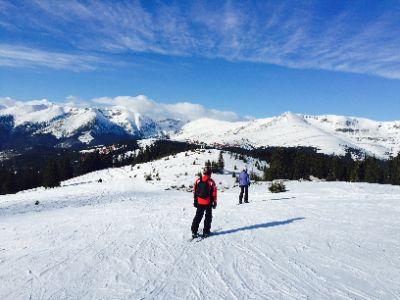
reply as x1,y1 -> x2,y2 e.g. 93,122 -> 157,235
193,175 -> 217,205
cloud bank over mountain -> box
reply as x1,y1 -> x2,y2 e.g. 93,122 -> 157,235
0,95 -> 241,123
92,95 -> 240,122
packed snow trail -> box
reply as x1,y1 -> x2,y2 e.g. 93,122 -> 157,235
1,179 -> 400,299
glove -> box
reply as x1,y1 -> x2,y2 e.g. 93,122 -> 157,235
193,198 -> 198,208
248,182 -> 251,187
212,202 -> 217,209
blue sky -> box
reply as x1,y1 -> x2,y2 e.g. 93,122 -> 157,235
0,0 -> 400,120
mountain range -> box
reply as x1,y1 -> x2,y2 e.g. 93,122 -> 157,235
0,100 -> 399,159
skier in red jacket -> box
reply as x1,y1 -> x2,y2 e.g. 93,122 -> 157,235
191,168 -> 217,238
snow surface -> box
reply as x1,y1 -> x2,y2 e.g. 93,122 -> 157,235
1,150 -> 399,299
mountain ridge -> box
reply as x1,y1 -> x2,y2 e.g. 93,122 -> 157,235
0,100 -> 399,158
172,112 -> 400,159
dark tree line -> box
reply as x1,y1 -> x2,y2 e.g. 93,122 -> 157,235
0,148 -> 116,194
225,146 -> 400,185
133,140 -> 199,164
1,142 -> 399,195
0,157 -> 74,193
264,148 -> 400,184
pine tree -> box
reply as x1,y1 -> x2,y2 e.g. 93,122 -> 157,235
79,152 -> 105,175
349,161 -> 361,182
388,153 -> 400,185
143,146 -> 151,162
250,171 -> 262,181
310,156 -> 327,179
0,167 -> 5,194
263,148 -> 285,180
217,151 -> 225,173
364,157 -> 383,183
43,159 -> 60,188
59,158 -> 73,181
292,152 -> 310,180
205,160 -> 212,172
20,167 -> 41,191
327,157 -> 340,181
211,161 -> 219,173
1,170 -> 15,194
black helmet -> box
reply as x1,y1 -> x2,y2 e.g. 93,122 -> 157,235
203,167 -> 212,175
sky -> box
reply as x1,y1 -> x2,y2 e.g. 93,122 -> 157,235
0,0 -> 400,121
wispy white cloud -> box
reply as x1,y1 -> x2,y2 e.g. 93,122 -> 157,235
0,44 -> 106,71
1,0 -> 400,78
92,95 -> 240,122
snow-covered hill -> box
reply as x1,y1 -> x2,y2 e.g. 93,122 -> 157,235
64,149 -> 266,192
1,99 -> 399,158
172,112 -> 400,159
1,149 -> 399,299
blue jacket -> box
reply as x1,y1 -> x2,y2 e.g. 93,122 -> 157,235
238,171 -> 250,187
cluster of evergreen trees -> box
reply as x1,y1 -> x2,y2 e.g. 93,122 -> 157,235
204,151 -> 225,174
0,148 -> 120,194
0,158 -> 74,194
42,158 -> 74,188
226,146 -> 400,185
134,140 -> 198,165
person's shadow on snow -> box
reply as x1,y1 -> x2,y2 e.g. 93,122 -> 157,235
214,217 -> 305,236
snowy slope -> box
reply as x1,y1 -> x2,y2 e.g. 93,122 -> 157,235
1,150 -> 400,299
64,149 -> 266,192
172,112 -> 400,158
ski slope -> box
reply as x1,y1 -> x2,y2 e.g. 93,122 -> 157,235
1,150 -> 400,299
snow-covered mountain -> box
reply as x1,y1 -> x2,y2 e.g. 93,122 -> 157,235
172,112 -> 400,159
1,100 -> 399,159
0,100 -> 167,148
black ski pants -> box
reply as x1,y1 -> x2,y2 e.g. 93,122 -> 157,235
191,204 -> 212,234
239,185 -> 249,203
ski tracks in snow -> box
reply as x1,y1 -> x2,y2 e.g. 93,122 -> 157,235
1,181 -> 400,299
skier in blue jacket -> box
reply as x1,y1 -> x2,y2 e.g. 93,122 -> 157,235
238,169 -> 251,204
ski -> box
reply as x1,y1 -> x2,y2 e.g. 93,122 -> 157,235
195,227 -> 223,242
195,233 -> 214,242
188,235 -> 201,242
195,236 -> 209,242
189,227 -> 222,242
